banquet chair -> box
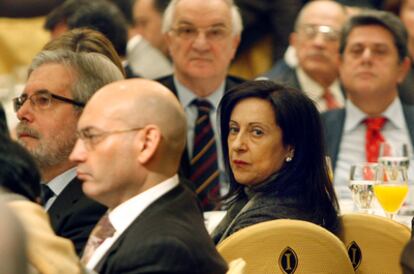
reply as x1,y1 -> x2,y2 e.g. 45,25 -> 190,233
217,219 -> 354,274
226,258 -> 246,274
339,213 -> 411,273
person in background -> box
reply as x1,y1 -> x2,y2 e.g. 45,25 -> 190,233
43,28 -> 124,75
0,105 -> 8,136
0,133 -> 83,274
265,0 -> 348,112
158,0 -> 244,211
44,0 -> 138,78
70,78 -> 228,274
133,0 -> 170,58
321,10 -> 414,200
14,50 -> 123,255
212,80 -> 339,244
385,0 -> 414,104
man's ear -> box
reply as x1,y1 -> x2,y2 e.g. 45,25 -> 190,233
136,125 -> 162,164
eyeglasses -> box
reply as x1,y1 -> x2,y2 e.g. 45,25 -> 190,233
299,24 -> 341,42
13,91 -> 85,112
76,126 -> 144,150
170,25 -> 230,41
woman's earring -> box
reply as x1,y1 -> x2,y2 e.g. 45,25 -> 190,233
285,150 -> 294,162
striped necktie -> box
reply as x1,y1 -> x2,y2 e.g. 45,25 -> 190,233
190,99 -> 220,211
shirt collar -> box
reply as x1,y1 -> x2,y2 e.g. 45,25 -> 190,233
173,76 -> 225,110
344,97 -> 404,132
296,67 -> 341,99
46,167 -> 77,196
108,174 -> 179,233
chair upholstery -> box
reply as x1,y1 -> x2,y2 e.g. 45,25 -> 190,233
217,219 -> 354,274
226,258 -> 246,274
339,213 -> 411,273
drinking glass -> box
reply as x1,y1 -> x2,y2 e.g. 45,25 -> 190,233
378,143 -> 410,169
373,165 -> 409,219
349,163 -> 379,213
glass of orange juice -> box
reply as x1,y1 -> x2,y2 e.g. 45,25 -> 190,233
373,165 -> 409,219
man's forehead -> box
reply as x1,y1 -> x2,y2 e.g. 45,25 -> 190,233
173,0 -> 232,26
347,25 -> 396,45
25,64 -> 73,97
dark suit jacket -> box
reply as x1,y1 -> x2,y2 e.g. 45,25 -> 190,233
94,184 -> 228,274
48,177 -> 107,255
320,104 -> 414,169
265,59 -> 301,89
157,75 -> 245,185
0,104 -> 8,136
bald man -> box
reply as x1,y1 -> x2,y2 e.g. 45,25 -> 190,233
70,79 -> 227,274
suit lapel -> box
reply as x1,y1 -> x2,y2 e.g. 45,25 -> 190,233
322,109 -> 346,169
94,185 -> 184,273
48,178 -> 83,231
402,104 -> 414,146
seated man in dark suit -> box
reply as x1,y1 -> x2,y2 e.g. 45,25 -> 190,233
321,10 -> 414,200
265,0 -> 348,112
158,0 -> 244,210
14,49 -> 123,255
70,78 -> 228,274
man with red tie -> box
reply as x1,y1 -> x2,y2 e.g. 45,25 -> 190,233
265,0 -> 348,112
321,10 -> 414,200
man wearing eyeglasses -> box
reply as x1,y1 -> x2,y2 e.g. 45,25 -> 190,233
157,0 -> 243,211
14,50 -> 124,255
265,0 -> 348,112
69,79 -> 228,274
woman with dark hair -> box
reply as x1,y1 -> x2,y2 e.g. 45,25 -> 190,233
212,80 -> 340,244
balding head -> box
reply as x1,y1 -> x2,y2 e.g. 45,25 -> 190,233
93,78 -> 186,156
70,79 -> 187,208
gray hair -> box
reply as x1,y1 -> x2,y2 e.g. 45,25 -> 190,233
161,0 -> 243,36
28,50 -> 124,108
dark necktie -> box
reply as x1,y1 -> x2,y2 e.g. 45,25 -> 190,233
40,184 -> 55,205
364,117 -> 387,162
190,99 -> 220,211
81,212 -> 115,264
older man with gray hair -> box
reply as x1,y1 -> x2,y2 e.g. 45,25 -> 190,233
14,50 -> 124,255
158,0 -> 244,211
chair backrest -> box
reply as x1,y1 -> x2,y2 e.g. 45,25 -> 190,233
226,258 -> 246,274
339,213 -> 411,273
217,219 -> 355,274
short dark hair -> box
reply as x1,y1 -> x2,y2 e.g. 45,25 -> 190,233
0,134 -> 41,202
218,80 -> 339,231
45,0 -> 128,57
339,9 -> 408,62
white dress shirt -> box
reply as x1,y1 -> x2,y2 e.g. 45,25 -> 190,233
44,167 -> 77,210
334,98 -> 414,200
86,175 -> 179,270
296,67 -> 344,112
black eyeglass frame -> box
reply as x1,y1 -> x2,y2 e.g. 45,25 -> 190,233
13,91 -> 85,112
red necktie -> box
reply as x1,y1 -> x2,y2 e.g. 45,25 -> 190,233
364,117 -> 387,162
323,88 -> 340,110
81,212 -> 115,264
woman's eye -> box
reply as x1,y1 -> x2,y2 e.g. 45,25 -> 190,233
229,126 -> 239,134
252,128 -> 264,136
